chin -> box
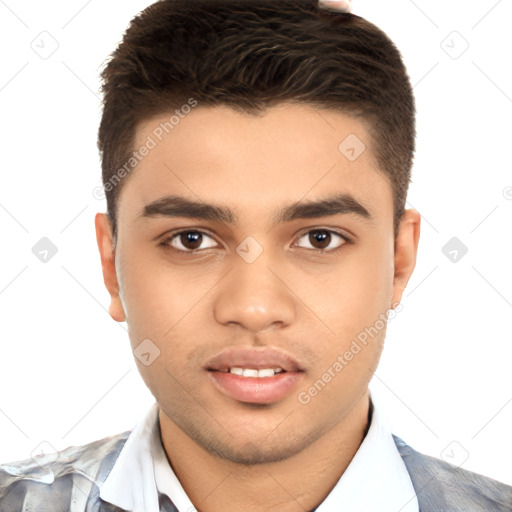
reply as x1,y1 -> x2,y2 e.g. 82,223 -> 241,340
205,438 -> 307,465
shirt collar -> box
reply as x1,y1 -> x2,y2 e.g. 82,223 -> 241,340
315,389 -> 419,512
99,403 -> 165,511
100,388 -> 418,512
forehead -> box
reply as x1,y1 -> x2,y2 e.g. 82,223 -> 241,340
119,103 -> 392,228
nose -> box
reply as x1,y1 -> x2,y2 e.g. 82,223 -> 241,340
213,249 -> 296,334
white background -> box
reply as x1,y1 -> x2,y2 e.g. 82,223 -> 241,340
0,0 -> 511,487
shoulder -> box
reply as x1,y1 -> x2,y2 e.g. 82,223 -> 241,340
392,434 -> 512,512
0,431 -> 130,511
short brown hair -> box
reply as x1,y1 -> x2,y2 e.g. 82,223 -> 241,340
98,0 -> 415,242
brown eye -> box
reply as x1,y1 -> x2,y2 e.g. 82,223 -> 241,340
179,231 -> 202,250
309,230 -> 331,250
295,229 -> 348,252
164,230 -> 218,252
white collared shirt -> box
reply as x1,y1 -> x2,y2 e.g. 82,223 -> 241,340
100,390 -> 419,512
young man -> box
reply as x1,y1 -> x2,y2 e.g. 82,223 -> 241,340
1,0 -> 511,510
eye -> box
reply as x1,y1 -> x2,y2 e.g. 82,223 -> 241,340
161,230 -> 218,252
160,227 -> 350,255
294,229 -> 349,252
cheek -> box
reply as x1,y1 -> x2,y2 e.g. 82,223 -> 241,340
299,254 -> 391,409
306,241 -> 393,362
323,246 -> 393,326
117,246 -> 180,341
118,245 -> 180,324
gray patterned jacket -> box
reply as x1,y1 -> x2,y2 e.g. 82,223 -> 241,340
0,432 -> 511,511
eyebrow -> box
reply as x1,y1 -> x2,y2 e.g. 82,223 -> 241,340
140,193 -> 373,226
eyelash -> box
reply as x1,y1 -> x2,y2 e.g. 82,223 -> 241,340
159,228 -> 351,256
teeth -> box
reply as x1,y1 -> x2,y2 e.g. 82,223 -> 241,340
229,367 -> 284,377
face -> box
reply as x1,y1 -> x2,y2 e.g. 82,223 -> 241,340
96,103 -> 419,464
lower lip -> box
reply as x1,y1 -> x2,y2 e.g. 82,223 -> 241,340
207,371 -> 303,404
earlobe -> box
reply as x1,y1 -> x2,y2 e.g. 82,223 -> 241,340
94,213 -> 126,323
391,209 -> 421,307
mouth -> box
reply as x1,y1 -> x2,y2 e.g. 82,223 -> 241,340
213,367 -> 287,378
205,347 -> 305,404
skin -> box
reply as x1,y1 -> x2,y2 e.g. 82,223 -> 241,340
95,103 -> 420,512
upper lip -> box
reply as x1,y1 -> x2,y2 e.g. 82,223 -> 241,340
205,346 -> 304,373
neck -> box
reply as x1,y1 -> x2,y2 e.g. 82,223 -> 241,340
158,390 -> 371,512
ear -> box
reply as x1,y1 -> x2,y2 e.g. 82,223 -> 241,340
391,209 -> 421,308
95,213 -> 126,323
